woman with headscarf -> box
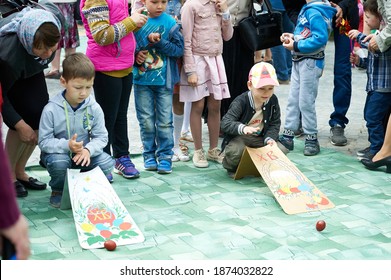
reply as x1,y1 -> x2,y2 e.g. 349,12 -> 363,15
0,0 -> 64,197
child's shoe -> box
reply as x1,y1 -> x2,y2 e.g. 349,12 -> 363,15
193,149 -> 208,168
304,138 -> 320,156
144,158 -> 158,171
106,172 -> 114,183
180,130 -> 194,142
157,159 -> 172,174
207,147 -> 224,164
50,191 -> 63,208
278,130 -> 295,151
115,155 -> 140,178
172,144 -> 190,162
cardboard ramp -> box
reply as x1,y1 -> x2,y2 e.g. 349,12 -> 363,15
235,145 -> 335,214
61,167 -> 144,249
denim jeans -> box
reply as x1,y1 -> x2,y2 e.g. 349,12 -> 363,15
271,11 -> 294,81
134,85 -> 174,162
284,59 -> 323,135
329,28 -> 352,128
364,91 -> 391,154
41,152 -> 114,192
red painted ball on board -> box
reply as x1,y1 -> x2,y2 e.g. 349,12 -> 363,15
316,220 -> 326,231
104,240 -> 117,251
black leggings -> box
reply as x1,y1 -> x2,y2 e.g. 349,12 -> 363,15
93,72 -> 133,158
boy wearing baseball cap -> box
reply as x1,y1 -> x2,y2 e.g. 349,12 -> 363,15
220,62 -> 284,176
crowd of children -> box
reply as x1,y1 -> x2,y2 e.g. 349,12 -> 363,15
3,0 -> 391,209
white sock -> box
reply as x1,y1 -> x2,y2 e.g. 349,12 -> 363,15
182,101 -> 191,133
173,113 -> 184,147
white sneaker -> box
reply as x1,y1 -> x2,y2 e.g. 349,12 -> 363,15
207,147 -> 224,164
172,145 -> 190,162
180,130 -> 194,142
193,149 -> 208,168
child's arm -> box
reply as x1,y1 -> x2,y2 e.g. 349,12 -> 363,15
221,96 -> 248,136
181,3 -> 197,78
38,106 -> 72,154
153,24 -> 184,58
82,0 -> 147,46
262,99 -> 281,144
295,11 -> 333,53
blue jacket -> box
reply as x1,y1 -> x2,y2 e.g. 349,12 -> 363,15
293,0 -> 336,55
133,13 -> 184,90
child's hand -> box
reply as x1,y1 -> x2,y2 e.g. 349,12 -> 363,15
148,33 -> 161,43
280,33 -> 293,42
348,29 -> 359,40
282,37 -> 294,50
68,134 -> 83,154
215,0 -> 228,13
243,126 -> 260,135
130,8 -> 148,28
135,50 -> 148,64
350,53 -> 359,66
72,149 -> 91,167
187,73 -> 198,87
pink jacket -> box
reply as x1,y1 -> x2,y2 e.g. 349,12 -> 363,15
80,0 -> 136,71
181,0 -> 233,73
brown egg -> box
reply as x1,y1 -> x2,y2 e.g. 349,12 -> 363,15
104,240 -> 117,251
316,220 -> 326,231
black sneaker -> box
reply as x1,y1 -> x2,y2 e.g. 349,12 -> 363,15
330,125 -> 347,146
357,147 -> 375,160
278,135 -> 294,151
304,139 -> 320,156
357,147 -> 370,157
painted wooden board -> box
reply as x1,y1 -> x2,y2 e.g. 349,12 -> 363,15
64,167 -> 144,249
235,145 -> 335,214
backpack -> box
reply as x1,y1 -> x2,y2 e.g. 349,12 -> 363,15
0,0 -> 35,18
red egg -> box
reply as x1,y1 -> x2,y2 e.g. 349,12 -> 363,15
104,240 -> 117,251
316,220 -> 326,231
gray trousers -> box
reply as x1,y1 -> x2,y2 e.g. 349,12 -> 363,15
284,58 -> 323,135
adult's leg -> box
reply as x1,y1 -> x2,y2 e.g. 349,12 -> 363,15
329,28 -> 352,128
6,130 -> 37,182
372,113 -> 391,162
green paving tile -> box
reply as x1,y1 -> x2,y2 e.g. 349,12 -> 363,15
23,141 -> 391,260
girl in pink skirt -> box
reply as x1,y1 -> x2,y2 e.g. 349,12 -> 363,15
180,0 -> 233,168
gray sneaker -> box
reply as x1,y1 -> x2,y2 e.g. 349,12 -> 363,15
304,140 -> 320,156
330,126 -> 347,146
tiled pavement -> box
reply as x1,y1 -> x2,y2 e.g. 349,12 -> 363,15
3,33 -> 391,260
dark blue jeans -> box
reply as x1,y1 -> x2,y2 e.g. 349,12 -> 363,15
364,91 -> 391,154
271,11 -> 294,81
329,27 -> 352,128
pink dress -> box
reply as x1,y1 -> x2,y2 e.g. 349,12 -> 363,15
179,0 -> 233,102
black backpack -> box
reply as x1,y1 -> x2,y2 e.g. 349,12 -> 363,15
0,0 -> 37,18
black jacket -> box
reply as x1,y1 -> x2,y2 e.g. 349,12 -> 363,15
221,91 -> 281,151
